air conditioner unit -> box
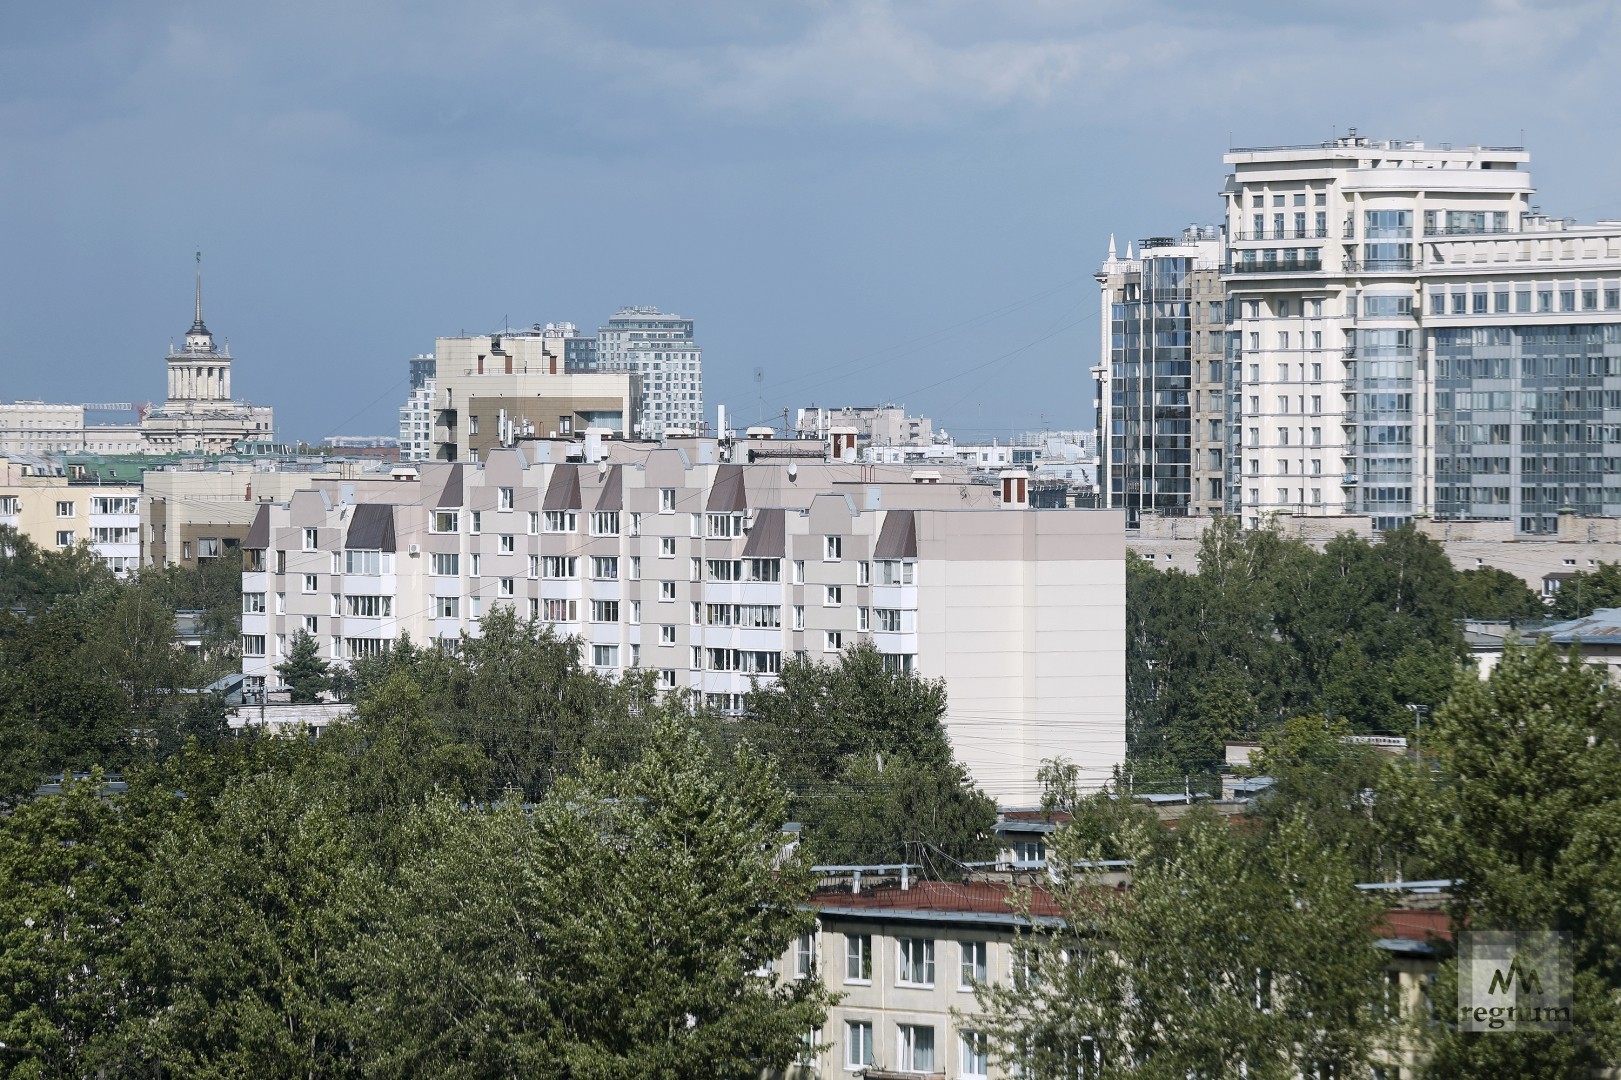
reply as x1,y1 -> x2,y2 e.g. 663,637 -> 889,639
407,544 -> 421,556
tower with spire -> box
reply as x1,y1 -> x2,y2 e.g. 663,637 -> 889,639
144,253 -> 274,452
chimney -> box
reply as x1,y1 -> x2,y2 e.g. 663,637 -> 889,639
999,470 -> 1029,508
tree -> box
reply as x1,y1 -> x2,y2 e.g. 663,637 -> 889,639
275,629 -> 331,703
739,640 -> 995,871
1548,559 -> 1621,619
346,718 -> 834,1078
969,808 -> 1396,1079
1455,566 -> 1545,622
1393,639 -> 1621,1076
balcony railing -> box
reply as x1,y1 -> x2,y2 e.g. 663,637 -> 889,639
1341,475 -> 1359,485
1343,259 -> 1418,274
1229,228 -> 1331,241
1228,258 -> 1325,274
1423,225 -> 1515,237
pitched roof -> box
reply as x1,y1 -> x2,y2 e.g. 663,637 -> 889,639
244,502 -> 270,549
874,508 -> 918,558
595,464 -> 623,512
436,464 -> 464,508
543,463 -> 582,511
705,463 -> 748,512
741,507 -> 785,558
345,503 -> 396,552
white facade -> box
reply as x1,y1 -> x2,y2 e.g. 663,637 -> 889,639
240,446 -> 1126,802
1221,136 -> 1621,533
596,307 -> 704,436
398,379 -> 435,462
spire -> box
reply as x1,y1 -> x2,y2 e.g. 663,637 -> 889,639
1107,233 -> 1117,260
190,250 -> 208,335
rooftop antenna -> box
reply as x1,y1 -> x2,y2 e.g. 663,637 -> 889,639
191,250 -> 207,333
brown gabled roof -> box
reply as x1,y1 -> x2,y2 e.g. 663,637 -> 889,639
874,508 -> 918,558
740,507 -> 785,557
543,463 -> 582,511
436,464 -> 464,508
595,464 -> 623,512
244,502 -> 270,549
706,463 -> 748,513
345,503 -> 396,552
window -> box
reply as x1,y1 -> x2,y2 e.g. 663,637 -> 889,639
792,560 -> 805,584
960,1032 -> 989,1078
472,511 -> 486,534
468,415 -> 479,434
846,934 -> 872,982
882,653 -> 916,674
592,556 -> 619,580
302,573 -> 318,593
824,631 -> 842,652
542,599 -> 575,622
658,669 -> 676,689
592,600 -> 620,622
659,580 -> 676,601
707,559 -> 743,581
690,556 -> 703,581
470,553 -> 481,576
591,511 -> 619,536
897,1025 -> 935,1073
794,932 -> 816,978
857,607 -> 869,631
747,558 -> 781,582
498,534 -> 514,553
961,941 -> 987,987
1013,838 -> 1046,864
301,526 -> 318,550
528,555 -> 539,578
498,486 -> 514,510
592,644 -> 619,668
824,585 -> 842,606
346,594 -> 392,617
242,634 -> 266,656
1516,289 -> 1532,312
345,637 -> 387,660
874,608 -> 903,633
544,510 -> 576,533
823,535 -> 842,561
660,624 -> 676,644
435,595 -> 458,618
345,549 -> 382,575
846,1022 -> 874,1069
898,938 -> 935,985
706,512 -> 743,538
431,552 -> 459,576
542,555 -> 577,578
432,511 -> 459,533
527,511 -> 539,534
244,592 -> 266,614
793,605 -> 805,631
659,488 -> 676,513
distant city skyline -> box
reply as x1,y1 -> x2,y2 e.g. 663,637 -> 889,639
5,2 -> 1621,443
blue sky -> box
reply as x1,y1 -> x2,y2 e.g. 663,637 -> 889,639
3,0 -> 1618,442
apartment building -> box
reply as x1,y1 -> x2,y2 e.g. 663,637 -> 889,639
0,456 -> 142,572
142,462 -> 364,569
1220,134 -> 1621,534
773,871 -> 1443,1079
795,406 -> 934,449
239,443 -> 1126,801
596,307 -> 704,436
431,333 -> 641,461
1095,228 -> 1226,525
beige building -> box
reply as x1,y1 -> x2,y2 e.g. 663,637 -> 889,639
141,462 -> 361,569
0,403 -> 146,456
431,333 -> 641,461
1,456 -> 142,573
239,441 -> 1126,802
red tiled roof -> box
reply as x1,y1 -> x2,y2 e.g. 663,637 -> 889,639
1378,907 -> 1452,943
811,881 -> 1065,919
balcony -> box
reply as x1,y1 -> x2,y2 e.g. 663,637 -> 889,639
1343,259 -> 1418,274
1423,225 -> 1515,237
1230,228 -> 1330,241
1341,474 -> 1359,485
1228,256 -> 1325,275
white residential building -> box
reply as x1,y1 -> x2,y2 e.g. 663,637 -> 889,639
596,307 -> 704,437
239,443 -> 1126,802
399,379 -> 435,462
1221,134 -> 1621,534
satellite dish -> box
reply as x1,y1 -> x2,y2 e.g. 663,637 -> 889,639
787,462 -> 798,481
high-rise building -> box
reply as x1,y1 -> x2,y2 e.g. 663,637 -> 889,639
541,322 -> 598,373
1219,135 -> 1621,534
400,354 -> 436,462
1094,228 -> 1226,525
596,307 -> 703,436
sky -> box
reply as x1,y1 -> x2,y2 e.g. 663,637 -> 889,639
3,0 -> 1620,444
